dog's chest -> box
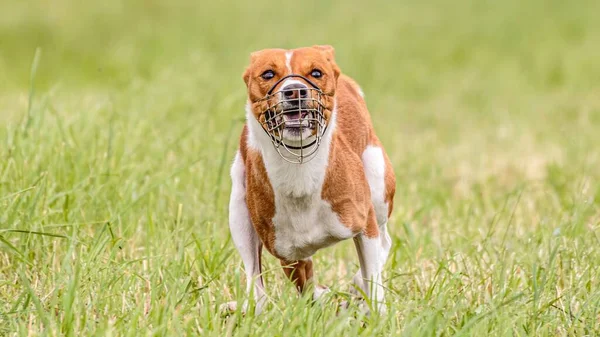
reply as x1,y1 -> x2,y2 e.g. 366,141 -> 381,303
272,193 -> 354,261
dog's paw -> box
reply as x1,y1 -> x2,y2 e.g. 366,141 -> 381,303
219,301 -> 244,316
337,298 -> 387,317
220,299 -> 266,316
313,285 -> 330,300
338,300 -> 351,311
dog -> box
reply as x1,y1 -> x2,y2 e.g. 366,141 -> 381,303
226,45 -> 396,314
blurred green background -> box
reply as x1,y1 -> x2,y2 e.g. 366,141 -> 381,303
4,0 -> 599,90
1,0 -> 599,335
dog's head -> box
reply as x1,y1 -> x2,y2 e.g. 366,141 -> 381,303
243,45 -> 340,163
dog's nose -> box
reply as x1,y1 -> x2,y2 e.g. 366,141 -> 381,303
282,83 -> 308,99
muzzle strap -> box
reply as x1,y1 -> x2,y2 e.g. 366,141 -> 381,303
266,74 -> 321,95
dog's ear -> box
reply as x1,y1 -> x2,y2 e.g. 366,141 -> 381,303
242,65 -> 251,86
242,50 -> 262,85
313,45 -> 335,59
313,45 -> 340,80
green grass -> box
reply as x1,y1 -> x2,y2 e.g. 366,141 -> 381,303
1,0 -> 600,335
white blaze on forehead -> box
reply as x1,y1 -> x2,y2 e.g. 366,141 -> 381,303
285,51 -> 293,73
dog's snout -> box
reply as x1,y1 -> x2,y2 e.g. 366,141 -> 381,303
282,83 -> 308,99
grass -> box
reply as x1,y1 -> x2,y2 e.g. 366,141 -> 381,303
1,0 -> 600,335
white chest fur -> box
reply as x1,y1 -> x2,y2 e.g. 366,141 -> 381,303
246,101 -> 352,260
271,193 -> 354,261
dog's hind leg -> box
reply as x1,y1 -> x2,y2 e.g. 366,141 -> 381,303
222,151 -> 266,315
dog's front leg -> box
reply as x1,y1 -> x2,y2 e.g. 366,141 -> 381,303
353,229 -> 386,314
223,152 -> 266,315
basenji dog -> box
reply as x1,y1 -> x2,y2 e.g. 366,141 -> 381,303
226,45 -> 395,314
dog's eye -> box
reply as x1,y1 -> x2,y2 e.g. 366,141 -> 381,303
261,70 -> 275,80
310,69 -> 322,78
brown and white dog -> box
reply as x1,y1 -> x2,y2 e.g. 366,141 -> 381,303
227,45 -> 395,314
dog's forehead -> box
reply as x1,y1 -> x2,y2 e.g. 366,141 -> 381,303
249,49 -> 286,67
290,47 -> 324,59
289,48 -> 327,66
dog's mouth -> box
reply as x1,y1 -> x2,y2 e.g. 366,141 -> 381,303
265,103 -> 320,138
282,109 -> 307,122
282,108 -> 311,128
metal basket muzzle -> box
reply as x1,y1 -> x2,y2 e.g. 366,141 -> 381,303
257,74 -> 327,164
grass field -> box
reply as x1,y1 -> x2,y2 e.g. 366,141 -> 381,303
1,0 -> 600,335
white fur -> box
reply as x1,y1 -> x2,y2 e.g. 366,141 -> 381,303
357,86 -> 365,98
362,146 -> 389,226
227,151 -> 266,314
285,51 -> 293,72
245,101 -> 263,152
272,190 -> 354,261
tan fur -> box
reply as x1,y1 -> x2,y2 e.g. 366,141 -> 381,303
280,259 -> 313,292
239,45 -> 395,294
